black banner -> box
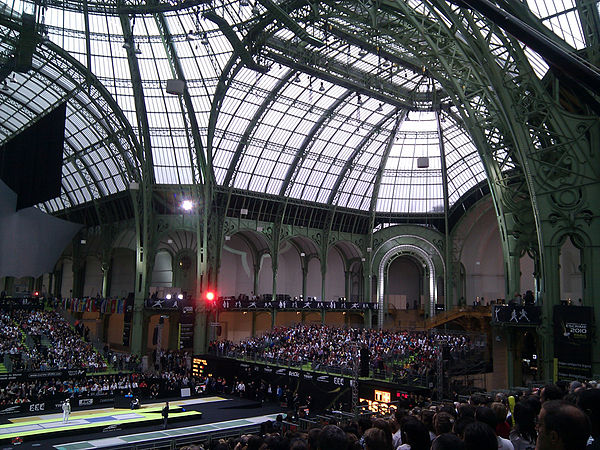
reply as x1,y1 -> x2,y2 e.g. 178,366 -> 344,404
554,305 -> 594,380
0,394 -> 116,417
179,306 -> 195,349
0,369 -> 86,382
216,299 -> 378,311
492,305 -> 541,325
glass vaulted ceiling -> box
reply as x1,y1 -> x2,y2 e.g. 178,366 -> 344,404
0,0 -> 592,216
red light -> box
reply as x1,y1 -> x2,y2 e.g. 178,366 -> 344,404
33,291 -> 39,297
205,291 -> 215,302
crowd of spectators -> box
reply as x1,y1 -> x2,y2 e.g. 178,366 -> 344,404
11,309 -> 107,372
178,380 -> 599,450
0,312 -> 26,365
0,370 -> 206,407
209,324 -> 483,380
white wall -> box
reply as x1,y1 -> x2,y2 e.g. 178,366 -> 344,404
151,250 -> 173,287
306,257 -> 321,299
83,256 -> 103,297
219,235 -> 254,297
60,259 -> 73,298
257,253 -> 273,296
460,201 -> 504,304
111,249 -> 135,298
276,241 -> 302,297
560,238 -> 583,302
324,248 -> 345,300
387,256 -> 421,308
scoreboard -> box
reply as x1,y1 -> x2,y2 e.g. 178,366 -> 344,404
192,357 -> 208,377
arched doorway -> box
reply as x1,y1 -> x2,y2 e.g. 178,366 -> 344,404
378,245 -> 438,328
386,255 -> 423,311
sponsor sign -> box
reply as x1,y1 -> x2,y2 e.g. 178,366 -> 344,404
78,398 -> 93,407
554,305 -> 594,380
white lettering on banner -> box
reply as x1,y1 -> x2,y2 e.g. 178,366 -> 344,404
289,371 -> 300,377
78,399 -> 93,406
29,403 -> 45,412
276,369 -> 287,375
333,377 -> 344,386
317,376 -> 329,383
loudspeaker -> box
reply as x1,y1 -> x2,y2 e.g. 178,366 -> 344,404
152,326 -> 159,345
360,348 -> 370,377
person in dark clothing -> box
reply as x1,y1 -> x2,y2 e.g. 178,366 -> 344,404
162,401 -> 169,429
577,390 -> 600,449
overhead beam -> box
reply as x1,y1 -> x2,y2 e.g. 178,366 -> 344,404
256,0 -> 324,48
265,48 -> 416,110
449,0 -> 600,96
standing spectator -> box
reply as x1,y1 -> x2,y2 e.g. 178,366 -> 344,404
577,389 -> 600,449
509,402 -> 536,450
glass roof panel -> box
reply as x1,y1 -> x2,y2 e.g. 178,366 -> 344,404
526,0 -> 586,49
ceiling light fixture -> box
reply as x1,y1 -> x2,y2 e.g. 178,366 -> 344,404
200,32 -> 209,45
294,74 -> 301,83
181,199 -> 194,211
358,47 -> 367,56
319,81 -> 325,92
377,102 -> 383,112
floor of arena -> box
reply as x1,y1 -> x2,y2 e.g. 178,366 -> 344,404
0,395 -> 286,450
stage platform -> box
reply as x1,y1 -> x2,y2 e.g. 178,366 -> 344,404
0,396 -> 229,443
54,413 -> 280,449
3,395 -> 287,450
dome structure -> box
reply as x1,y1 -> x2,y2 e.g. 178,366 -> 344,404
1,0 -> 580,225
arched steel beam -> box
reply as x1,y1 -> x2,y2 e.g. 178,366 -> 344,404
278,90 -> 353,197
450,0 -> 600,96
326,108 -> 399,206
0,14 -> 142,183
203,11 -> 270,74
368,112 -> 406,219
206,57 -> 244,175
154,12 -> 208,185
223,71 -> 294,188
119,13 -> 155,184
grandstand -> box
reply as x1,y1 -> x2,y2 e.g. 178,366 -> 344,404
0,0 -> 599,447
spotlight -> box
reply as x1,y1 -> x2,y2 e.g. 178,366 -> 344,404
377,102 -> 383,112
122,41 -> 131,50
1,81 -> 9,93
166,294 -> 172,300
177,294 -> 184,300
294,74 -> 301,83
181,199 -> 194,211
200,32 -> 209,45
358,47 -> 367,56
319,81 -> 325,92
134,47 -> 142,55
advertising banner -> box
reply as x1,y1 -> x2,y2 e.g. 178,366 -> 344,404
554,305 -> 594,380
